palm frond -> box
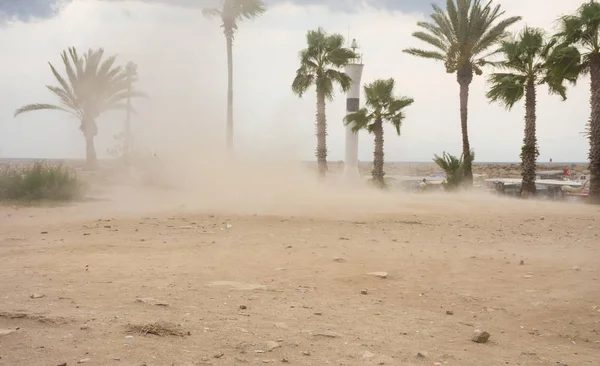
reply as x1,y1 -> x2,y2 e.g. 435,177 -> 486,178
403,48 -> 446,61
14,104 -> 78,118
344,108 -> 372,133
486,72 -> 526,109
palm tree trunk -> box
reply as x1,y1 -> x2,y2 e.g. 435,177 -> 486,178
85,134 -> 97,170
588,55 -> 600,204
226,35 -> 234,153
372,119 -> 385,186
316,89 -> 327,177
82,118 -> 98,170
124,84 -> 132,165
521,80 -> 537,198
457,67 -> 473,186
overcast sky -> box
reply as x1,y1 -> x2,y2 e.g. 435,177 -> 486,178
0,0 -> 590,162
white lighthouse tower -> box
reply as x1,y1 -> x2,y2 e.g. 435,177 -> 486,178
343,38 -> 364,180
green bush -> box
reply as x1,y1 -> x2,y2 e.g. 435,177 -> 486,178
0,162 -> 85,201
433,150 -> 475,190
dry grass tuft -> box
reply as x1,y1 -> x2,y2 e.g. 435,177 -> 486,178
125,321 -> 190,337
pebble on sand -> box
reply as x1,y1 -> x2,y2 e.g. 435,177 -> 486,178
472,329 -> 491,343
366,272 -> 388,279
266,341 -> 281,351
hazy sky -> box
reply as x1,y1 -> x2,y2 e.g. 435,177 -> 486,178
0,0 -> 590,162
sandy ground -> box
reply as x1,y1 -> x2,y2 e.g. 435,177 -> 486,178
0,185 -> 599,366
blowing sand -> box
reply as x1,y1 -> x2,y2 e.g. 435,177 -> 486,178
0,159 -> 599,366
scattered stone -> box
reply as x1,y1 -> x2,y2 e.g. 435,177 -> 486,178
366,272 -> 388,279
30,293 -> 45,299
446,310 -> 454,315
0,329 -> 17,336
281,357 -> 289,363
302,351 -> 311,356
333,257 -> 346,263
433,363 -> 442,366
239,305 -> 247,310
362,351 -> 375,359
540,216 -> 545,221
266,341 -> 281,351
80,324 -> 89,330
77,359 -> 90,364
416,352 -> 426,358
57,363 -> 67,366
314,312 -> 322,316
41,231 -> 48,234
213,352 -> 224,359
135,298 -> 169,306
179,225 -> 194,229
573,266 -> 581,272
472,329 -> 491,343
519,260 -> 524,265
361,289 -> 368,295
338,237 -> 350,240
124,335 -> 134,339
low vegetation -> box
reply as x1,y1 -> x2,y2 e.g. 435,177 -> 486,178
433,151 -> 475,190
0,163 -> 85,201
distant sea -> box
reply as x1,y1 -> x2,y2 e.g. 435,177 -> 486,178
0,158 -> 589,165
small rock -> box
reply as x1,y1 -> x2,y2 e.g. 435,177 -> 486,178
416,352 -> 426,358
179,225 -> 194,229
472,329 -> 491,343
41,231 -> 48,234
77,359 -> 90,364
302,351 -> 311,356
57,363 -> 67,366
573,266 -> 581,272
540,216 -> 545,221
519,260 -> 524,265
362,350 -> 375,359
361,289 -> 368,295
124,335 -> 134,339
366,272 -> 388,279
446,310 -> 454,315
30,293 -> 45,299
213,352 -> 224,359
281,357 -> 289,363
239,305 -> 247,310
314,312 -> 322,316
266,341 -> 281,351
80,324 -> 89,330
333,257 -> 346,262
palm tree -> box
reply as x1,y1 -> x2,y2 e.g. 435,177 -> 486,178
344,78 -> 414,186
556,1 -> 600,203
486,27 -> 579,197
292,27 -> 357,177
433,150 -> 475,190
403,0 -> 521,185
203,0 -> 266,153
14,47 -> 143,169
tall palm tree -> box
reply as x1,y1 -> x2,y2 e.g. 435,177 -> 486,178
203,0 -> 266,153
14,47 -> 143,169
403,0 -> 521,185
292,27 -> 357,177
344,78 -> 414,186
486,27 -> 579,197
556,0 -> 600,203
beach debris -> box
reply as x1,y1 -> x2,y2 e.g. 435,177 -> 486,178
314,312 -> 322,316
416,352 -> 427,358
266,341 -> 281,351
135,298 -> 169,306
0,328 -> 17,336
446,310 -> 454,315
214,352 -> 224,359
302,351 -> 311,356
30,293 -> 45,299
361,289 -> 368,295
124,335 -> 134,339
281,357 -> 289,363
366,272 -> 388,279
472,329 -> 491,343
333,257 -> 346,262
362,351 -> 375,359
239,305 -> 247,310
313,330 -> 341,338
206,281 -> 266,291
77,358 -> 91,364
